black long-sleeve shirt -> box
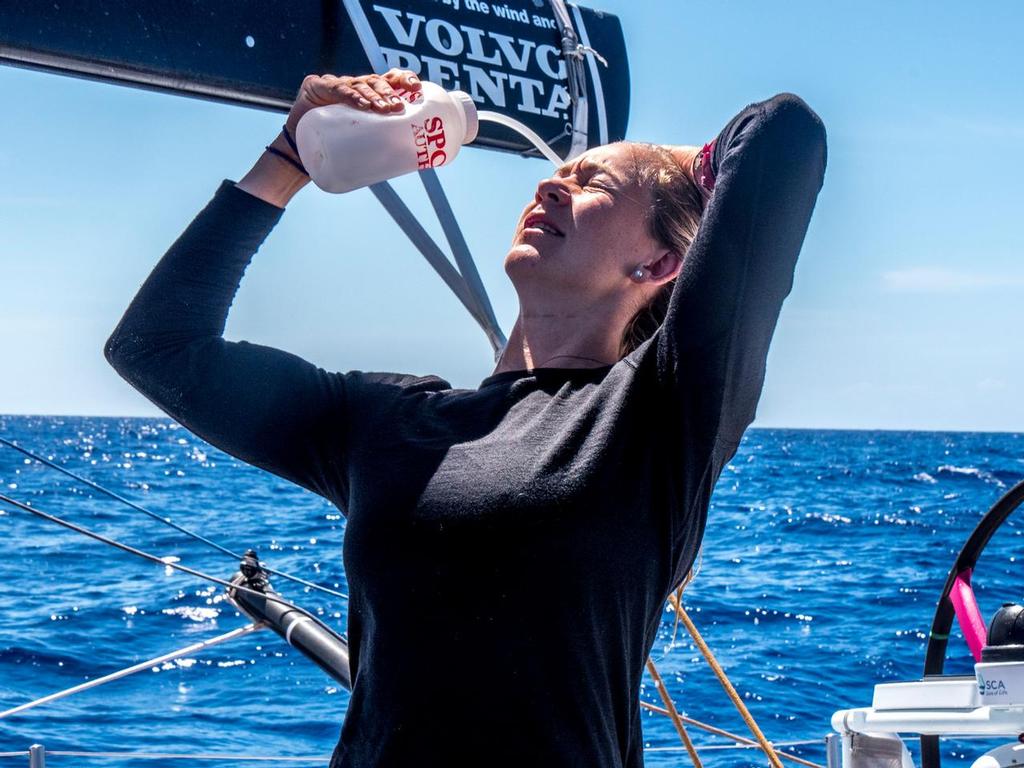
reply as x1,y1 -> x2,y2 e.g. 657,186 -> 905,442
106,93 -> 826,767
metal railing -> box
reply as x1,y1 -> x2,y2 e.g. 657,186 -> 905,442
3,741 -> 830,766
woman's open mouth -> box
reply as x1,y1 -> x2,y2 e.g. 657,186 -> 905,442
523,213 -> 564,237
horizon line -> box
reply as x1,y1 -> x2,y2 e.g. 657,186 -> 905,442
1,413 -> 1022,437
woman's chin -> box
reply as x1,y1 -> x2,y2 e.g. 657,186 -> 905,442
503,244 -> 545,273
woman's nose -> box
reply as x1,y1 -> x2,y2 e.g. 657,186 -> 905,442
536,177 -> 571,206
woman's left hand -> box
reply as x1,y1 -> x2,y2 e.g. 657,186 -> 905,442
284,68 -> 422,136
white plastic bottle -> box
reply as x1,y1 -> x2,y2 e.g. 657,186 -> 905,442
295,81 -> 479,194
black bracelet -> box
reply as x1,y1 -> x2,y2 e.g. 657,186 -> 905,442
264,124 -> 309,176
281,123 -> 302,158
265,144 -> 308,176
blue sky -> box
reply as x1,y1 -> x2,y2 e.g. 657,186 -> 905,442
2,0 -> 1022,430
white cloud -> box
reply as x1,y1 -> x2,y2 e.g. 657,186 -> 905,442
881,267 -> 1024,294
934,115 -> 1024,142
978,378 -> 1007,392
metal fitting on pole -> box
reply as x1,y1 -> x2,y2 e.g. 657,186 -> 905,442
28,744 -> 45,768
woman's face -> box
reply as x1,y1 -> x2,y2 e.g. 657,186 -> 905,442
505,142 -> 670,306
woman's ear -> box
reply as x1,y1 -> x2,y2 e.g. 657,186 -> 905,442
645,250 -> 682,284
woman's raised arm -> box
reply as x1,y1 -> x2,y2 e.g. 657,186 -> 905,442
105,70 -> 423,502
103,177 -> 354,500
657,92 -> 828,448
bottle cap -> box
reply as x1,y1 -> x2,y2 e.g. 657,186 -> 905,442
451,90 -> 479,145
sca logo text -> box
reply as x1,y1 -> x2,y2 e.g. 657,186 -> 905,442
978,673 -> 1009,696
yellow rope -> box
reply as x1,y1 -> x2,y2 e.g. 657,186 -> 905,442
666,592 -> 785,768
639,701 -> 824,768
670,551 -> 703,646
645,658 -> 704,768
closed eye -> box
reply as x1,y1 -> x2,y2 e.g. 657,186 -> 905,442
555,159 -> 619,193
584,175 -> 613,192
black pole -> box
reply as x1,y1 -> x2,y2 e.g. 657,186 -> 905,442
229,550 -> 352,691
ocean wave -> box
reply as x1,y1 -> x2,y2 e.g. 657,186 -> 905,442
936,464 -> 1007,487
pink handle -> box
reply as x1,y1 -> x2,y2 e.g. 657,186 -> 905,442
950,568 -> 987,662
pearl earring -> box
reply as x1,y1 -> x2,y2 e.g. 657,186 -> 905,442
632,268 -> 645,281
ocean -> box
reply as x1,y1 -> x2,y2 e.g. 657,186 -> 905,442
0,415 -> 1022,767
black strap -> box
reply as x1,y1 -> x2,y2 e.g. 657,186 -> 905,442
264,124 -> 308,176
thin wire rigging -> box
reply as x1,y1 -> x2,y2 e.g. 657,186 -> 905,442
0,491 -> 338,628
0,436 -> 348,600
0,623 -> 263,720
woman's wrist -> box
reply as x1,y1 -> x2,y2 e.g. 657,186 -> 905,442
235,131 -> 311,209
265,124 -> 308,176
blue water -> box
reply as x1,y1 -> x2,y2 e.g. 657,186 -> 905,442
1,416 -> 1022,767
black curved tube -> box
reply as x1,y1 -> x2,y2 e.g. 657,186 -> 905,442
920,479 -> 1024,768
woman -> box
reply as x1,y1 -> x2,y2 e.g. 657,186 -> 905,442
106,68 -> 826,767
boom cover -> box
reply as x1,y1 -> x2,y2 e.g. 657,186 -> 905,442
0,0 -> 630,158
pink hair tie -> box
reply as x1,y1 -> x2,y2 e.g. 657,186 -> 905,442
699,139 -> 717,192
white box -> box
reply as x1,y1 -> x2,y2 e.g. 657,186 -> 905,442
872,676 -> 980,711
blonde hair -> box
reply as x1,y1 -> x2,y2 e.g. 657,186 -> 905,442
619,143 -> 707,357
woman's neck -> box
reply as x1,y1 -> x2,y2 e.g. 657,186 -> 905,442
492,311 -> 625,375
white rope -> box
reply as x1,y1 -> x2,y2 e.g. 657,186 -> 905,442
0,623 -> 263,719
644,739 -> 824,752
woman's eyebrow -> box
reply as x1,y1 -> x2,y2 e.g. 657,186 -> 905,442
556,159 -> 621,183
584,161 -> 623,184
